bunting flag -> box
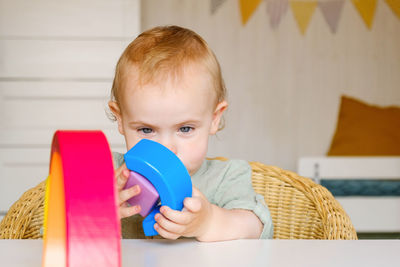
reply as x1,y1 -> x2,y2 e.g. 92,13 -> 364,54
267,0 -> 289,29
240,0 -> 263,25
210,0 -> 398,33
211,0 -> 227,15
351,0 -> 377,29
290,0 -> 318,35
319,0 -> 345,33
385,0 -> 400,19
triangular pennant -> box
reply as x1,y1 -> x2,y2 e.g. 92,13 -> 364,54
385,0 -> 400,19
351,0 -> 377,29
267,0 -> 289,29
211,0 -> 227,15
319,0 -> 345,33
290,0 -> 318,35
240,0 -> 263,25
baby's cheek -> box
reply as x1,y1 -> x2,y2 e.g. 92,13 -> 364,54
123,132 -> 142,151
184,143 -> 208,176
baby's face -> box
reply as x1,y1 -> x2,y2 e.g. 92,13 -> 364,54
114,64 -> 226,176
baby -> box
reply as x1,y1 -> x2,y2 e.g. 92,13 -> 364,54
108,25 -> 273,241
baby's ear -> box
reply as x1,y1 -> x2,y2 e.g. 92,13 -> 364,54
210,100 -> 228,135
108,101 -> 124,135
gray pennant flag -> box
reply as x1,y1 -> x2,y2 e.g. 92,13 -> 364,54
211,0 -> 227,15
267,0 -> 289,29
319,0 -> 345,33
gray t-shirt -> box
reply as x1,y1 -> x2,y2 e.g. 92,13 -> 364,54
113,152 -> 274,239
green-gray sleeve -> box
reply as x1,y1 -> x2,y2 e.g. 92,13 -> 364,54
215,160 -> 273,239
192,159 -> 273,239
112,152 -> 125,169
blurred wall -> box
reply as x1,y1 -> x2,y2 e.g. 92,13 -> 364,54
0,0 -> 140,216
141,0 -> 400,171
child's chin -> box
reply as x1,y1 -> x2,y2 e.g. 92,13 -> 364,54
187,165 -> 200,176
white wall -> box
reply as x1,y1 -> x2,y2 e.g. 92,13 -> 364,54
1,0 -> 399,219
141,0 -> 400,171
0,0 -> 140,215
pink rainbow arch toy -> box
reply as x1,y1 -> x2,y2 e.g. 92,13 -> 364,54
42,130 -> 121,267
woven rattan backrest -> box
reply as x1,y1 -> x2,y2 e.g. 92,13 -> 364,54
0,180 -> 45,239
250,161 -> 357,239
0,160 -> 357,239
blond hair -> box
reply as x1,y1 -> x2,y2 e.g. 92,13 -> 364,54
110,25 -> 226,112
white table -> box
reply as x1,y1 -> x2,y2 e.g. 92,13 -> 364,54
0,239 -> 399,267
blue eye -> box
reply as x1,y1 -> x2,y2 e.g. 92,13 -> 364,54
180,126 -> 193,133
139,128 -> 153,134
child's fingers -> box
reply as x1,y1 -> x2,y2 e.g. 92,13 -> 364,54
192,186 -> 207,199
154,213 -> 186,234
115,164 -> 130,191
183,197 -> 202,213
154,223 -> 180,240
160,206 -> 193,225
119,205 -> 141,219
118,185 -> 140,205
116,169 -> 130,191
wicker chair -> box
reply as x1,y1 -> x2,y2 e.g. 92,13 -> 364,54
0,161 -> 357,239
250,161 -> 357,239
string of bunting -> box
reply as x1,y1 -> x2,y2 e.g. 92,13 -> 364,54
211,0 -> 400,34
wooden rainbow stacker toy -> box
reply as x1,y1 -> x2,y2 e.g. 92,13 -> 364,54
42,130 -> 192,267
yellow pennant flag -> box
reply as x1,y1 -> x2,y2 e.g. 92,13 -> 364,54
240,0 -> 262,25
385,0 -> 400,19
351,0 -> 377,29
290,0 -> 317,35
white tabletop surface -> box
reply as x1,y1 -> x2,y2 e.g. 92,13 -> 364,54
0,239 -> 399,267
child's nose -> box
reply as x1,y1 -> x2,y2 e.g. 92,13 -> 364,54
160,139 -> 177,155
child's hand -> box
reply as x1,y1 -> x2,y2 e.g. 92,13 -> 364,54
154,186 -> 213,240
115,163 -> 142,219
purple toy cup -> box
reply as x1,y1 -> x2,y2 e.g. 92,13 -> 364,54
123,171 -> 160,217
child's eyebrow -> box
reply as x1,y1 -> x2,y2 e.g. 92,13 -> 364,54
128,120 -> 202,128
128,121 -> 157,128
174,120 -> 202,126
